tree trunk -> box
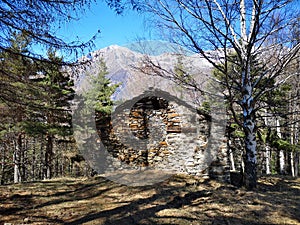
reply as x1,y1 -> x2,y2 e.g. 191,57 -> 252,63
13,134 -> 22,184
290,152 -> 295,177
265,144 -> 271,175
243,126 -> 257,190
242,90 -> 257,189
278,150 -> 285,174
295,121 -> 299,177
0,144 -> 5,185
21,138 -> 27,181
228,140 -> 236,171
241,57 -> 257,190
263,109 -> 271,175
39,137 -> 44,180
276,119 -> 285,174
31,138 -> 36,181
240,1 -> 257,188
13,152 -> 20,184
45,134 -> 54,179
290,120 -> 295,177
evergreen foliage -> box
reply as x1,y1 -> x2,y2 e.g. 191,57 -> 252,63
83,58 -> 120,117
0,32 -> 84,183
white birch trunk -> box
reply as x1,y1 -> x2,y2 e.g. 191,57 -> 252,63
294,121 -> 299,176
241,71 -> 257,189
290,117 -> 295,177
228,140 -> 236,171
13,145 -> 21,184
291,152 -> 295,177
276,119 -> 285,174
13,152 -> 20,184
240,0 -> 257,190
265,145 -> 271,174
264,109 -> 271,174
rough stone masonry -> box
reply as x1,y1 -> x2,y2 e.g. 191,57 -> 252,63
96,89 -> 230,182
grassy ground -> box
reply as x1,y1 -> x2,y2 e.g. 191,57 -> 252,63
0,174 -> 299,225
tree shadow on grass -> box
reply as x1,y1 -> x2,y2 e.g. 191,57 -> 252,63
0,177 -> 119,224
64,188 -> 212,225
256,176 -> 300,222
35,178 -> 118,209
0,175 -> 299,225
64,176 -> 300,225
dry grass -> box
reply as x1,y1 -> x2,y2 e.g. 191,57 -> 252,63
0,174 -> 299,225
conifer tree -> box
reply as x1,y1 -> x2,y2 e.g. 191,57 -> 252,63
0,32 -> 75,182
73,58 -> 119,173
27,50 -> 75,179
0,32 -> 37,183
83,58 -> 119,118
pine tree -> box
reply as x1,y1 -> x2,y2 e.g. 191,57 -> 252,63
27,50 -> 75,179
73,58 -> 119,173
83,58 -> 120,118
0,32 -> 38,183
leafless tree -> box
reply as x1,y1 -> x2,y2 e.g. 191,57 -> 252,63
0,0 -> 98,60
0,0 -> 100,105
129,0 -> 300,189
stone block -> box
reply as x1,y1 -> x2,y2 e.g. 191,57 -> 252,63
159,141 -> 168,146
162,150 -> 170,155
182,127 -> 197,133
167,126 -> 181,133
168,113 -> 180,118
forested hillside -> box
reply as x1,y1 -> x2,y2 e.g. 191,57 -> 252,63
0,0 -> 299,191
0,33 -> 87,184
0,0 -> 300,224
1,40 -> 299,185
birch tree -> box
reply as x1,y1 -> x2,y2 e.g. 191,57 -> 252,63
288,20 -> 300,177
129,0 -> 300,189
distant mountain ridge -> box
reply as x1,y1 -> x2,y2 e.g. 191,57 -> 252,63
76,44 -> 213,107
124,40 -> 193,56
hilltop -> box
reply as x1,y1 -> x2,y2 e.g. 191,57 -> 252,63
0,175 -> 299,224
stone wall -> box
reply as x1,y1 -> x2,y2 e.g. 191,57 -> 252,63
96,92 -> 230,182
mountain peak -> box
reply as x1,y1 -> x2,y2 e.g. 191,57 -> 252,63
104,45 -> 126,51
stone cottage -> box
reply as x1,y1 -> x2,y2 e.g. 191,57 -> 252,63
96,88 -> 230,182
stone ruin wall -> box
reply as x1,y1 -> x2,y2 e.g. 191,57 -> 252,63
96,96 -> 230,181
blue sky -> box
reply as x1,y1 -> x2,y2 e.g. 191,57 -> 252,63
57,1 -> 300,56
59,2 -> 151,52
